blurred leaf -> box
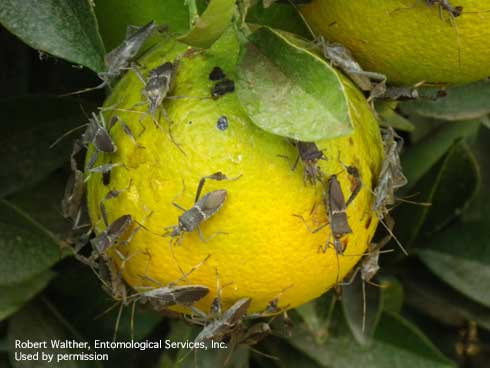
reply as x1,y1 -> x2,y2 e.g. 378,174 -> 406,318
47,260 -> 161,342
0,96 -> 95,198
342,277 -> 383,347
381,277 -> 404,314
401,120 -> 480,192
7,299 -> 97,368
400,263 -> 490,331
260,336 -> 322,368
400,80 -> 490,121
0,199 -> 61,286
178,0 -> 236,48
463,126 -> 490,221
393,141 -> 479,247
289,312 -> 455,368
375,101 -> 415,132
8,171 -> 71,236
0,271 -> 55,321
0,0 -> 105,73
95,0 -> 190,51
295,295 -> 334,344
418,221 -> 490,308
237,27 -> 352,141
246,2 -> 311,38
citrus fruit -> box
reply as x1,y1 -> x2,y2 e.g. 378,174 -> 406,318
85,31 -> 384,314
300,0 -> 490,85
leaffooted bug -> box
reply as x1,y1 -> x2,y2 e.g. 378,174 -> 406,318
318,37 -> 386,92
131,61 -> 178,124
324,175 -> 352,255
294,141 -> 327,185
62,21 -> 161,96
61,140 -> 86,228
193,298 -> 252,344
373,127 -> 408,217
426,0 -> 463,17
161,172 -> 241,243
91,215 -> 135,254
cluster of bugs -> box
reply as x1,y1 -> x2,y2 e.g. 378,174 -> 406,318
57,15 -> 417,352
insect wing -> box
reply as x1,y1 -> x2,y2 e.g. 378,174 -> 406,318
107,215 -> 133,240
222,298 -> 251,326
197,190 -> 227,218
172,285 -> 210,306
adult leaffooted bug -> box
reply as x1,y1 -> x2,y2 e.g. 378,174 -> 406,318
373,127 -> 408,217
318,37 -> 386,93
324,175 -> 352,255
131,61 -> 178,124
62,21 -> 161,96
426,0 -> 463,17
193,298 -> 252,344
162,172 -> 241,243
91,215 -> 136,255
61,140 -> 86,228
295,141 -> 327,185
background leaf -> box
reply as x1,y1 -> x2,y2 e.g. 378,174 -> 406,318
0,0 -> 105,73
341,277 -> 383,347
95,0 -> 190,50
0,96 -> 95,198
290,311 -> 455,368
400,80 -> 490,121
393,141 -> 480,248
401,121 -> 480,192
0,271 -> 55,322
178,0 -> 236,48
246,1 -> 311,39
237,27 -> 352,141
418,221 -> 490,308
0,199 -> 61,286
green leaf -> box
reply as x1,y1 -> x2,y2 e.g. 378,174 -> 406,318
178,0 -> 236,48
0,199 -> 61,286
8,172 -> 72,237
393,141 -> 480,247
401,120 -> 480,192
375,101 -> 415,132
0,0 -> 105,73
400,80 -> 490,121
401,264 -> 490,331
295,294 -> 335,344
381,277 -> 404,314
95,0 -> 190,50
0,271 -> 55,321
0,96 -> 96,198
261,337 -> 323,368
418,221 -> 490,308
246,2 -> 311,39
7,299 -> 98,368
289,312 -> 455,368
341,277 -> 383,347
237,27 -> 353,141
